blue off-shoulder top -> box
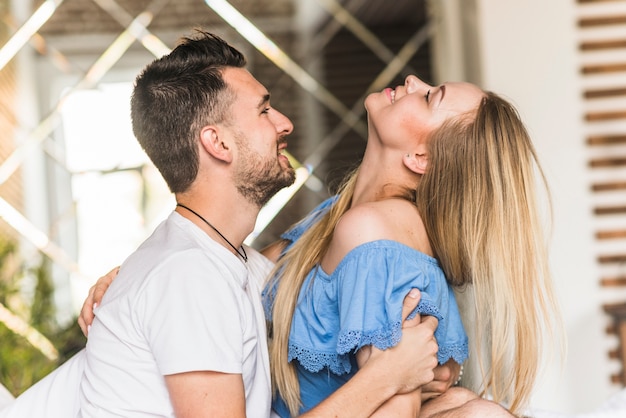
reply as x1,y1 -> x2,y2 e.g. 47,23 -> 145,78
263,197 -> 468,417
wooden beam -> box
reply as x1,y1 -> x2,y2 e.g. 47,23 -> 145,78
588,134 -> 626,146
618,321 -> 626,385
580,39 -> 626,51
589,157 -> 626,168
582,63 -> 626,74
584,87 -> 626,99
604,302 -> 626,320
596,229 -> 626,239
601,276 -> 626,287
579,15 -> 626,27
599,254 -> 626,264
592,182 -> 626,192
604,303 -> 626,386
586,110 -> 626,121
595,206 -> 626,215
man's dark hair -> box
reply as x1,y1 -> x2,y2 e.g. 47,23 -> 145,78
131,30 -> 246,193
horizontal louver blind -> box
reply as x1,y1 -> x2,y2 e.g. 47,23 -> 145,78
580,0 -> 626,385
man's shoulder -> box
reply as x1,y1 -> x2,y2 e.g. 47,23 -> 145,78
245,246 -> 275,285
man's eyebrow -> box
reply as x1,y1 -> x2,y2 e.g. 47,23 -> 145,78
257,94 -> 270,109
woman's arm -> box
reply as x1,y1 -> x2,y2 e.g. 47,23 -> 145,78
357,345 -> 422,416
77,266 -> 119,336
352,333 -> 460,415
300,289 -> 439,418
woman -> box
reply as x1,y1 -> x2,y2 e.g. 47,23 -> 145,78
263,75 -> 562,416
76,75 -> 561,416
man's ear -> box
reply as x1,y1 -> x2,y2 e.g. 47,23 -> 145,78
199,126 -> 232,163
402,152 -> 428,174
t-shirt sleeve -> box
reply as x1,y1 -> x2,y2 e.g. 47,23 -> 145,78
135,249 -> 244,376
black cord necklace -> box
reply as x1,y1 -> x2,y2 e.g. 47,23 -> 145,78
176,203 -> 248,263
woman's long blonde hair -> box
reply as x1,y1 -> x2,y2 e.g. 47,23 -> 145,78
268,91 -> 563,416
268,171 -> 359,416
417,92 -> 563,413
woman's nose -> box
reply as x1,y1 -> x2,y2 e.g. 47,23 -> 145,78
405,75 -> 428,95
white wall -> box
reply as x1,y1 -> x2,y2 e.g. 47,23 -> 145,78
432,0 -> 619,413
476,0 -> 620,413
481,0 -> 619,413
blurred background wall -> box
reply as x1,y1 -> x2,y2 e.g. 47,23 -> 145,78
0,0 -> 625,414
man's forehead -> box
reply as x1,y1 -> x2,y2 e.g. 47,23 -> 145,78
223,67 -> 269,99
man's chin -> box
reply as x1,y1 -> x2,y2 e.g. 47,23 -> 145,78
277,165 -> 296,187
285,168 -> 296,186
252,170 -> 297,208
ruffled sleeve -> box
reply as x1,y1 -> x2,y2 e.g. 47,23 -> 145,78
280,196 -> 338,244
287,241 -> 468,375
262,196 -> 338,319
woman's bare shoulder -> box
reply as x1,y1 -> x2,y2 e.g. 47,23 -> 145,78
334,199 -> 421,247
323,199 -> 430,272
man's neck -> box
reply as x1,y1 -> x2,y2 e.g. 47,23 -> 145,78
174,192 -> 259,252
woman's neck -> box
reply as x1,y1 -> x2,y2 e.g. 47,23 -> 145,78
352,145 -> 419,207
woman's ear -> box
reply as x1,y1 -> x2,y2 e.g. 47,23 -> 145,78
199,126 -> 233,163
402,152 -> 428,174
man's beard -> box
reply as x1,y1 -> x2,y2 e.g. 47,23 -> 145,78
234,134 -> 296,208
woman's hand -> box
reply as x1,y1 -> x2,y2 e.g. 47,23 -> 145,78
360,289 -> 440,389
421,359 -> 461,401
77,266 -> 120,336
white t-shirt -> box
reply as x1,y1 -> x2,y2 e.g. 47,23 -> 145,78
0,384 -> 11,410
79,212 -> 273,417
0,350 -> 86,418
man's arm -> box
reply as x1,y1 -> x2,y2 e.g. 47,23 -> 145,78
165,371 -> 246,418
301,289 -> 439,417
422,360 -> 461,401
353,344 -> 422,416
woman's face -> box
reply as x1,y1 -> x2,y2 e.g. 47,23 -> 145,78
365,75 -> 484,146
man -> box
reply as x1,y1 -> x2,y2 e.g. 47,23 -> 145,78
75,30 -> 442,417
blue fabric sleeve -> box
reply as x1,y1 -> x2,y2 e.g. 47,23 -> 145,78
334,242 -> 443,354
264,196 -> 469,376
263,196 -> 337,319
280,196 -> 338,244
287,241 -> 469,375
